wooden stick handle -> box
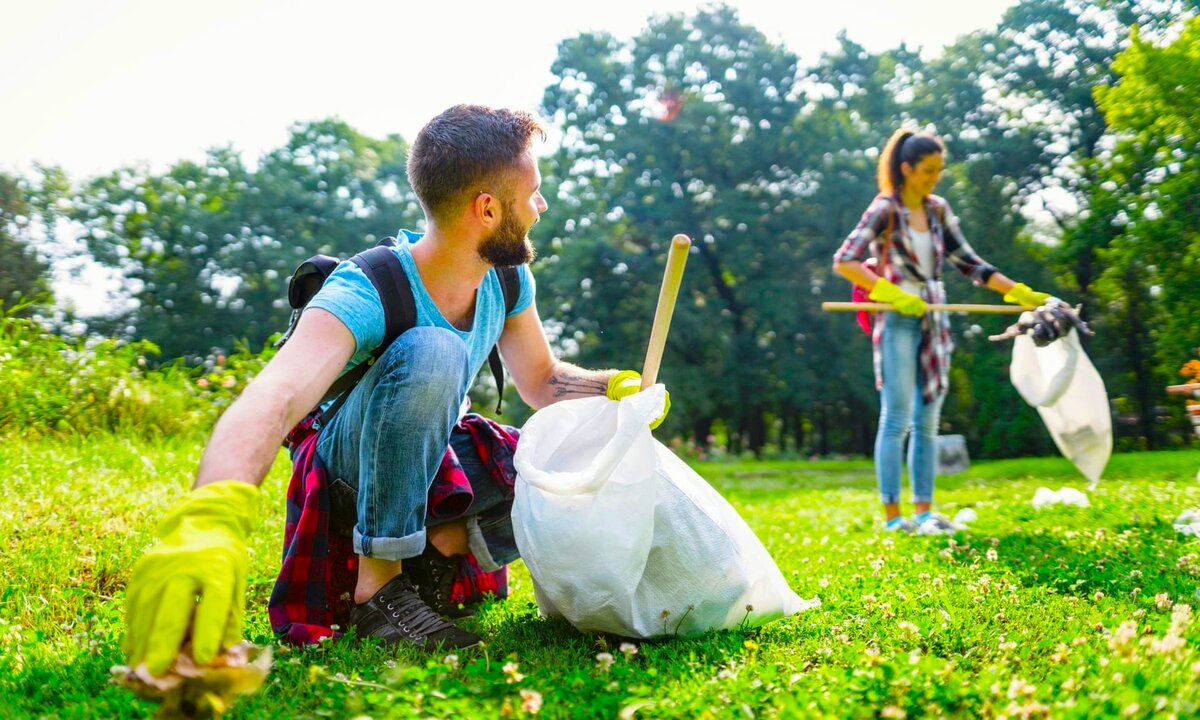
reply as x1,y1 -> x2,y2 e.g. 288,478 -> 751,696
822,301 -> 1033,314
641,234 -> 691,389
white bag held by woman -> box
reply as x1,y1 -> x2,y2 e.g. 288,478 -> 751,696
512,386 -> 817,639
1010,328 -> 1112,485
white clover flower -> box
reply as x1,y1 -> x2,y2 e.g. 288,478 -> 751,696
1006,677 -> 1036,699
595,652 -> 614,671
503,661 -> 525,684
619,642 -> 638,658
443,654 -> 459,670
1155,593 -> 1172,610
520,689 -> 543,714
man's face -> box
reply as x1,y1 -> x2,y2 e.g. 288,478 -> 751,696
477,152 -> 547,267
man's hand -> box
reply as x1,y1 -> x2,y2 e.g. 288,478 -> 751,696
606,370 -> 671,429
125,480 -> 259,675
1003,282 -> 1052,308
869,278 -> 927,317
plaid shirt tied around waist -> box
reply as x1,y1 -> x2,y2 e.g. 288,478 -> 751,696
268,413 -> 518,646
834,193 -> 998,403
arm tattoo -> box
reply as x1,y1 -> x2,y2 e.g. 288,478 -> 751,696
547,369 -> 607,398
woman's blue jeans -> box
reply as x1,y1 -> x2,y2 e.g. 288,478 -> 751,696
315,327 -> 471,561
875,314 -> 945,505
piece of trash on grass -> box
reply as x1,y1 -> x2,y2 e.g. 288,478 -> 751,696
111,642 -> 272,719
1031,487 -> 1090,509
1174,508 -> 1200,537
953,508 -> 978,525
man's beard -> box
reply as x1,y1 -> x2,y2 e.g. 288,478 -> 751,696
478,202 -> 536,267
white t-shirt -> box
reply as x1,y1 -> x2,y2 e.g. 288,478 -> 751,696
901,227 -> 935,294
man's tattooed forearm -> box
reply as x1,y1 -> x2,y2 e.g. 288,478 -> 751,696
548,371 -> 607,397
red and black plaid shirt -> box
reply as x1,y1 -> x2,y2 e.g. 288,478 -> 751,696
834,193 -> 998,402
267,413 -> 518,646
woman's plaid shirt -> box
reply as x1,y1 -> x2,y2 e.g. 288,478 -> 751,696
834,193 -> 998,402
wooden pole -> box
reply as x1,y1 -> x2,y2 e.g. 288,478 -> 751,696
822,301 -> 1033,314
641,235 -> 691,389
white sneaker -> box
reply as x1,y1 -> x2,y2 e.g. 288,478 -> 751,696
914,513 -> 961,535
883,517 -> 916,533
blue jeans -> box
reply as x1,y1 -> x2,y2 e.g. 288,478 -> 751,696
875,314 -> 945,505
316,327 -> 471,561
433,430 -> 520,572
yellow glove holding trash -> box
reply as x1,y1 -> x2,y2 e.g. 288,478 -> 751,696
125,479 -> 258,673
1003,282 -> 1052,308
606,370 -> 671,429
120,480 -> 266,717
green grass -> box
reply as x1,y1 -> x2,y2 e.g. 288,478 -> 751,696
2,440 -> 1200,718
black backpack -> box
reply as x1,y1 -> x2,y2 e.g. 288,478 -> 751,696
278,236 -> 521,423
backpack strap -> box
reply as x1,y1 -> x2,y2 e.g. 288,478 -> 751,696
486,265 -> 522,414
316,240 -> 416,424
276,255 -> 340,348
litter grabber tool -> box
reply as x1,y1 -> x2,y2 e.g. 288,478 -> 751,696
822,301 -> 1034,314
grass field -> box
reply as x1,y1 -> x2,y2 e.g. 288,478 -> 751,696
2,439 -> 1199,718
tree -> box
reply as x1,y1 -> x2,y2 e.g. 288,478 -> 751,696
73,120 -> 419,360
1080,16 -> 1200,445
538,5 -> 858,455
0,171 -> 54,314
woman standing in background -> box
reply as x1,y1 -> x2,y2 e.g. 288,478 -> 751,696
832,128 -> 1055,533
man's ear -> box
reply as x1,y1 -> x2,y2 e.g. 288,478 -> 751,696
473,191 -> 500,229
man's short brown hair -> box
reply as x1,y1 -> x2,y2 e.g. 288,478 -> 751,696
407,105 -> 546,223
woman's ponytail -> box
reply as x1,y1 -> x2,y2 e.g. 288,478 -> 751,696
876,128 -> 944,195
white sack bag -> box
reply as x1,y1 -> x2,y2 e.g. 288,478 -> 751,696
512,385 -> 816,638
1010,328 -> 1112,485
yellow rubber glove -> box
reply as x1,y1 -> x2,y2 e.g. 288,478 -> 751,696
1003,282 -> 1052,307
606,369 -> 671,429
125,480 -> 259,675
868,278 -> 927,317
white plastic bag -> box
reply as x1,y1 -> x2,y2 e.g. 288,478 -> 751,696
512,386 -> 816,638
1010,328 -> 1112,486
1031,487 -> 1091,509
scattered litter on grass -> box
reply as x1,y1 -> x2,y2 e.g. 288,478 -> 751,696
111,642 -> 272,719
1031,487 -> 1090,509
1173,508 -> 1200,537
953,508 -> 978,525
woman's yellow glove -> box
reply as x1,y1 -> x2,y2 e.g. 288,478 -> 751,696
606,370 -> 671,429
1003,282 -> 1052,307
125,480 -> 259,674
869,278 -> 927,317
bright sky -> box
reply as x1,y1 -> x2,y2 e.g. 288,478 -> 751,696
2,0 -> 1019,180
2,0 -> 1019,315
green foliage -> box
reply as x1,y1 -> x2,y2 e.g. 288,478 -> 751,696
0,313 -> 272,438
1051,12 -> 1200,447
71,120 -> 420,361
0,170 -> 55,313
2,440 -> 1198,717
9,0 -> 1196,457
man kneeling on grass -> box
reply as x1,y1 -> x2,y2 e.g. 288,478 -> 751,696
123,104 -> 669,674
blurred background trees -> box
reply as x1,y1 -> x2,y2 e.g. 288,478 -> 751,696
6,0 -> 1197,456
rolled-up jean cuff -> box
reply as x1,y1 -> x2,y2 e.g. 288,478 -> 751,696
913,495 -> 933,504
354,526 -> 427,562
880,494 -> 901,505
466,515 -> 517,572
